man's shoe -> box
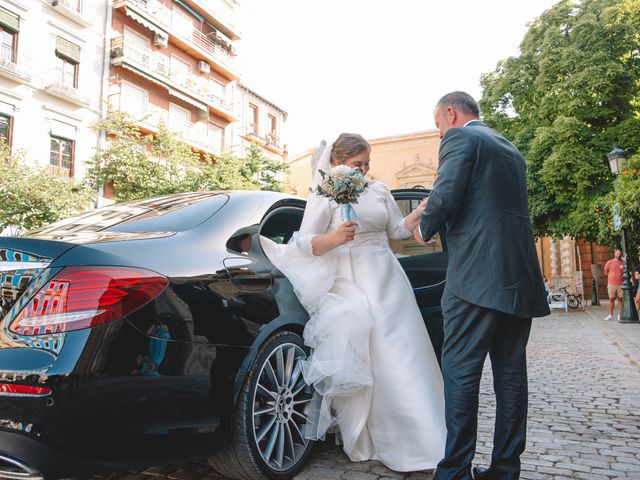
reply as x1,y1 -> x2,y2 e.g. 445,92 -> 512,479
604,314 -> 613,321
617,314 -> 621,321
472,466 -> 491,480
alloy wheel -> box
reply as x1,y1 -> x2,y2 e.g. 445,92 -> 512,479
251,342 -> 313,472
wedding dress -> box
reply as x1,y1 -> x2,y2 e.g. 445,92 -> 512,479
261,181 -> 446,472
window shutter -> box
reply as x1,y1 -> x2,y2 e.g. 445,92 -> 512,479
55,37 -> 81,64
0,7 -> 19,32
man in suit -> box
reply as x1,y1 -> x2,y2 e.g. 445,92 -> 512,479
416,92 -> 550,479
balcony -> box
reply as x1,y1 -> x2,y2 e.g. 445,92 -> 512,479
182,0 -> 241,40
114,0 -> 239,80
0,48 -> 31,84
51,0 -> 91,27
113,97 -> 222,156
110,37 -> 236,121
42,68 -> 90,106
242,126 -> 284,154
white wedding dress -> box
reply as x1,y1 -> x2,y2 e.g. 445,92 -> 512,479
261,182 -> 446,472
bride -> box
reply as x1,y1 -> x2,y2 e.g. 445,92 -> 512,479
262,133 -> 446,472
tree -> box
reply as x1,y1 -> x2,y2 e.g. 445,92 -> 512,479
241,143 -> 289,192
86,109 -> 288,202
480,0 -> 640,250
0,143 -> 92,233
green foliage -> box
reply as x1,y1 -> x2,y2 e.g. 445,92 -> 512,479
0,143 -> 92,233
86,109 -> 287,202
480,0 -> 640,255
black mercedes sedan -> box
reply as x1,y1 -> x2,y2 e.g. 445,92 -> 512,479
0,189 -> 446,480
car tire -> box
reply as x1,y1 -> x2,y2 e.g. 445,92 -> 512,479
209,330 -> 315,480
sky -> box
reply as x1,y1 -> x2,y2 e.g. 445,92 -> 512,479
235,0 -> 560,156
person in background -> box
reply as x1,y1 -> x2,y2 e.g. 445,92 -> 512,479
603,249 -> 624,321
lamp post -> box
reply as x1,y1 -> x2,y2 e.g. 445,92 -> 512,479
590,242 -> 600,306
606,146 -> 639,323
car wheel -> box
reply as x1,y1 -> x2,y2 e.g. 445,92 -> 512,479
209,330 -> 315,480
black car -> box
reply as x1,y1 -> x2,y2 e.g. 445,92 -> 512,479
0,189 -> 446,480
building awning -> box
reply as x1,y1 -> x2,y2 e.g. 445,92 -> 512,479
168,89 -> 207,111
50,120 -> 78,140
120,63 -> 167,89
118,63 -> 209,112
124,8 -> 168,37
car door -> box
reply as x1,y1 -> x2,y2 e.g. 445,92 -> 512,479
390,189 -> 447,362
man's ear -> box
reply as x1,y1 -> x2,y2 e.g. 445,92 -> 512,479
447,106 -> 457,125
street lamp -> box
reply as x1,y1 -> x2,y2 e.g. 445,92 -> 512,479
590,242 -> 600,306
606,146 -> 639,323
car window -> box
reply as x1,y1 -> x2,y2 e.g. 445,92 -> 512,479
389,198 -> 444,257
259,207 -> 305,245
30,193 -> 228,235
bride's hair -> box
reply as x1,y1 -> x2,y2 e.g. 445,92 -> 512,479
330,133 -> 370,166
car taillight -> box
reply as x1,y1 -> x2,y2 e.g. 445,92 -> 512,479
9,266 -> 168,336
0,383 -> 51,397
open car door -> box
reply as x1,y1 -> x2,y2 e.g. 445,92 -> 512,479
390,189 -> 447,362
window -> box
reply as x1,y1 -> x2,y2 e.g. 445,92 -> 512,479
0,114 -> 12,147
0,27 -> 16,63
0,7 -> 19,63
267,114 -> 277,144
121,82 -> 148,119
209,123 -> 223,153
50,136 -> 74,177
170,55 -> 191,86
209,79 -> 225,102
55,55 -> 77,88
168,103 -> 191,138
248,103 -> 258,135
54,37 -> 80,89
31,193 -> 228,235
123,27 -> 150,65
171,7 -> 193,36
388,198 -> 444,257
0,113 -> 12,148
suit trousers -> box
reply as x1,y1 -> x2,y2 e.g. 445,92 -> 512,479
434,291 -> 532,480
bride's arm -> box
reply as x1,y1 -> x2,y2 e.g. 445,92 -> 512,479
382,186 -> 426,239
403,199 -> 427,233
298,194 -> 355,256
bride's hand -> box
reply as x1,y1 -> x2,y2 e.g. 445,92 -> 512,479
334,221 -> 356,245
416,198 -> 428,214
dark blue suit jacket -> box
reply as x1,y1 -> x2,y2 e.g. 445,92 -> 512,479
420,121 -> 550,319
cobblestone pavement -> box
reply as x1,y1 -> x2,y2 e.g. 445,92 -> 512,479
74,310 -> 640,480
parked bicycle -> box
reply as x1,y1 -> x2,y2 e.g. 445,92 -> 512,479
548,285 -> 582,309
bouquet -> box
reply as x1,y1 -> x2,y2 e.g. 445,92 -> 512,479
314,165 -> 368,224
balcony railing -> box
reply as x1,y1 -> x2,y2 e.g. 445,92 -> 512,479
43,68 -> 89,106
243,126 -> 283,150
0,46 -> 31,83
111,37 -> 232,114
51,0 -> 90,26
119,0 -> 237,74
114,98 -> 222,154
53,0 -> 82,14
266,132 -> 280,148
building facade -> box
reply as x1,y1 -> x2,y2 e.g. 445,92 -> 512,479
0,0 -> 110,180
230,82 -> 286,160
285,129 -> 440,196
108,0 -> 241,159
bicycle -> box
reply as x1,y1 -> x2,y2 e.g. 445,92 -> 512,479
548,285 -> 582,309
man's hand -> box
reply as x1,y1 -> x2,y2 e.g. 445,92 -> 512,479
413,226 -> 425,245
